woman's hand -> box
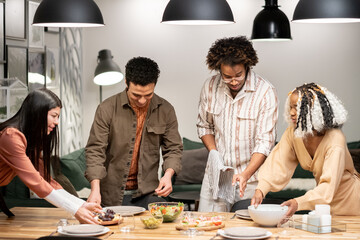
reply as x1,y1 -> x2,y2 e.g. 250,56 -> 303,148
276,199 -> 298,226
74,202 -> 102,224
232,173 -> 248,198
281,199 -> 298,218
250,189 -> 264,207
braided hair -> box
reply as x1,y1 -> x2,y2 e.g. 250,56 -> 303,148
284,83 -> 347,138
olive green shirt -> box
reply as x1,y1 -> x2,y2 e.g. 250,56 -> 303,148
85,90 -> 183,206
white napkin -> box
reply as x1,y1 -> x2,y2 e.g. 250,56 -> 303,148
207,150 -> 235,204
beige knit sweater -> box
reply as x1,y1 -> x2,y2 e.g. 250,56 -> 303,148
257,127 -> 360,215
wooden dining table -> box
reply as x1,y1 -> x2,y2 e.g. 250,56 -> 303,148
0,207 -> 360,239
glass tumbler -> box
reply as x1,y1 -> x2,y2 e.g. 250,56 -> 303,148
119,213 -> 135,232
56,218 -> 69,231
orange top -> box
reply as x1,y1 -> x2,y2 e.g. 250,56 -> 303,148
0,128 -> 62,198
126,102 -> 150,190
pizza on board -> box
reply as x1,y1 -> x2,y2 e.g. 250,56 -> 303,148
176,215 -> 225,231
94,208 -> 122,225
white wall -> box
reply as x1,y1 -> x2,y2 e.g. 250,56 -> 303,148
82,0 -> 360,146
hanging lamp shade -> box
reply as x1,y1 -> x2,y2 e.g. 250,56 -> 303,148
292,0 -> 360,23
94,50 -> 124,86
251,0 -> 292,41
33,0 -> 104,27
161,0 -> 235,25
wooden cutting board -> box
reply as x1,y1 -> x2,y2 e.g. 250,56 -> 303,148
95,214 -> 123,225
175,223 -> 225,231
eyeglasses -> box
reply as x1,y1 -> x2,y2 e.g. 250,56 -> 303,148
221,72 -> 246,83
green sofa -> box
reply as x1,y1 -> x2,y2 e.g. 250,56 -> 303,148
1,139 -> 359,212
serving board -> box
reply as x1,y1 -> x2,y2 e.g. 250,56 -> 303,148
95,215 -> 123,225
175,223 -> 225,231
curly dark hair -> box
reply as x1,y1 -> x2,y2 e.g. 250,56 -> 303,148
206,36 -> 258,71
125,56 -> 160,86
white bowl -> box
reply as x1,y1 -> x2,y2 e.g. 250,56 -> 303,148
248,204 -> 288,227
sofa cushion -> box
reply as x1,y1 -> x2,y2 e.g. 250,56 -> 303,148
51,156 -> 78,197
60,148 -> 90,191
174,147 -> 208,185
183,137 -> 205,150
350,148 -> 360,173
266,189 -> 307,201
347,141 -> 360,149
292,164 -> 314,178
3,176 -> 29,199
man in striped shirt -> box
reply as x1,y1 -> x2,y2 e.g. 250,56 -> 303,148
197,36 -> 278,212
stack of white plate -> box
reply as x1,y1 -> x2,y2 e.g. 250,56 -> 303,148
59,224 -> 109,237
218,227 -> 272,240
235,209 -> 252,220
104,205 -> 146,215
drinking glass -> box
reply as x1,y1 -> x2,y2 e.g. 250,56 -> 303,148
56,218 -> 69,231
119,213 -> 135,232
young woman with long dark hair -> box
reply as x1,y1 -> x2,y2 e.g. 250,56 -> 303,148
0,89 -> 101,223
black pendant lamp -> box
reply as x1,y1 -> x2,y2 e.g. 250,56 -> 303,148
94,50 -> 123,102
33,0 -> 104,27
292,0 -> 360,23
251,0 -> 292,41
94,50 -> 124,86
162,0 -> 235,25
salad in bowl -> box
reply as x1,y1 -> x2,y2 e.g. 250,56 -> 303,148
148,202 -> 184,222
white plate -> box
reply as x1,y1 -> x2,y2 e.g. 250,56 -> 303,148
236,214 -> 252,220
218,229 -> 272,240
62,224 -> 105,234
58,227 -> 109,237
224,227 -> 267,237
104,206 -> 146,215
235,209 -> 250,217
235,209 -> 252,220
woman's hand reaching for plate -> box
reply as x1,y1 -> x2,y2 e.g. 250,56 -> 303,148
75,202 -> 102,224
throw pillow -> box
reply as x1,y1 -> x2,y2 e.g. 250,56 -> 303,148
292,164 -> 314,178
183,137 -> 205,150
174,147 -> 208,185
51,156 -> 78,197
60,148 -> 91,191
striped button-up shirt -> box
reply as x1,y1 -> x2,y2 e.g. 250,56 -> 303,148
197,70 -> 278,183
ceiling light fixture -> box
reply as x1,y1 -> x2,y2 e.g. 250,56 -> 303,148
94,50 -> 124,86
251,0 -> 292,41
94,50 -> 124,102
292,0 -> 360,23
161,0 -> 235,25
33,0 -> 104,27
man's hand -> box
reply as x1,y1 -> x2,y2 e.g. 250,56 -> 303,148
87,179 -> 101,205
232,173 -> 248,198
232,153 -> 266,198
155,169 -> 175,197
74,202 -> 102,224
87,190 -> 101,205
250,189 -> 264,207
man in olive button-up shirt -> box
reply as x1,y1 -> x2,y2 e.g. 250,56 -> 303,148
85,57 -> 183,208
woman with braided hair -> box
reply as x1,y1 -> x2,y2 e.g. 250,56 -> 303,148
251,83 -> 360,217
